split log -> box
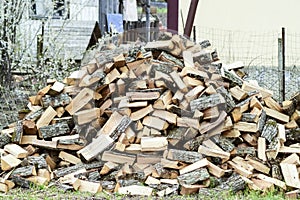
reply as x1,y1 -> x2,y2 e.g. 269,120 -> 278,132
0,133 -> 11,148
23,120 -> 37,135
36,106 -> 57,129
74,108 -> 100,125
118,185 -> 153,196
190,93 -> 225,112
11,166 -> 37,177
4,144 -> 28,159
1,154 -> 22,171
78,134 -> 114,161
12,120 -> 23,143
65,88 -> 94,115
167,149 -> 203,163
141,137 -> 168,151
41,93 -> 70,108
101,151 -> 136,165
177,168 -> 210,185
39,122 -> 70,139
261,119 -> 278,143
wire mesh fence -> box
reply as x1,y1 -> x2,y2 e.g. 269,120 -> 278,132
197,26 -> 300,102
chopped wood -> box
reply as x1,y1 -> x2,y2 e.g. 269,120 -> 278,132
233,122 -> 257,133
170,71 -> 188,93
255,174 -> 286,190
198,145 -> 230,161
101,151 -> 136,165
78,180 -> 102,194
1,154 -> 22,171
141,137 -> 168,151
118,185 -> 153,196
36,106 -> 57,129
59,151 -> 82,165
257,137 -> 267,161
65,88 -> 94,115
280,163 -> 300,188
179,158 -> 208,175
78,134 -> 113,161
264,107 -> 289,123
142,116 -> 168,130
4,144 -> 28,159
130,105 -> 154,121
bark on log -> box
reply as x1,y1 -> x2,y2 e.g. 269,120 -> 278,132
257,110 -> 267,133
177,168 -> 210,185
190,93 -> 225,112
242,113 -> 257,123
11,165 -> 36,177
25,108 -> 43,121
167,149 -> 203,163
12,120 -> 23,143
261,119 -> 278,143
41,93 -> 71,108
216,86 -> 235,113
10,175 -> 35,188
39,122 -> 70,139
27,155 -> 48,169
183,135 -> 205,151
0,133 -> 11,148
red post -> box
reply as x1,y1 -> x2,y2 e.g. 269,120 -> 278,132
167,0 -> 179,32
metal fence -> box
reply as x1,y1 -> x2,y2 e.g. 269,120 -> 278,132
197,26 -> 300,102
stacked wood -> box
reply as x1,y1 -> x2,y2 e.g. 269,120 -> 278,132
0,32 -> 300,197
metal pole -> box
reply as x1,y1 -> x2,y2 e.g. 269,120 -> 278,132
146,0 -> 150,42
184,0 -> 199,38
278,38 -> 283,102
167,0 -> 178,32
282,27 -> 285,101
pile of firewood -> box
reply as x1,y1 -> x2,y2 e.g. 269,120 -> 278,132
1,32 -> 300,198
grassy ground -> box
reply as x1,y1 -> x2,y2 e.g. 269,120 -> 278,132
0,185 -> 287,200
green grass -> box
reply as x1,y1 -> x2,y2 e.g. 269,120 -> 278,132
0,185 -> 287,200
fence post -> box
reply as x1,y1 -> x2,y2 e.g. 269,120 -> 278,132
282,27 -> 286,101
278,38 -> 282,102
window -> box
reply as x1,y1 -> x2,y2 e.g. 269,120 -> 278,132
30,0 -> 69,19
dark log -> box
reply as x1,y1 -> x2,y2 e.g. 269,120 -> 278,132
11,165 -> 36,177
216,86 -> 235,113
261,119 -> 278,143
158,51 -> 184,69
41,93 -> 71,108
167,105 -> 193,117
167,149 -> 203,163
217,137 -> 235,152
53,164 -> 85,178
241,113 -> 257,123
271,163 -> 284,181
257,110 -> 267,133
101,181 -> 116,192
0,133 -> 11,148
39,122 -> 70,139
198,173 -> 245,196
190,93 -> 225,112
183,135 -> 205,151
10,175 -> 35,188
167,127 -> 187,147
222,69 -> 243,87
27,155 -> 48,169
111,116 -> 132,141
12,120 -> 23,143
234,147 -> 256,157
286,128 -> 300,145
193,49 -> 215,65
25,108 -> 43,121
88,171 -> 101,182
282,101 -> 296,116
177,168 -> 210,185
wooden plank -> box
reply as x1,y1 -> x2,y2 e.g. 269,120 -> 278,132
65,88 -> 94,115
77,134 -> 113,161
264,107 -> 289,123
4,144 -> 28,159
36,106 -> 57,129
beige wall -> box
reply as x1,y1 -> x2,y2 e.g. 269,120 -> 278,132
179,0 -> 300,34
